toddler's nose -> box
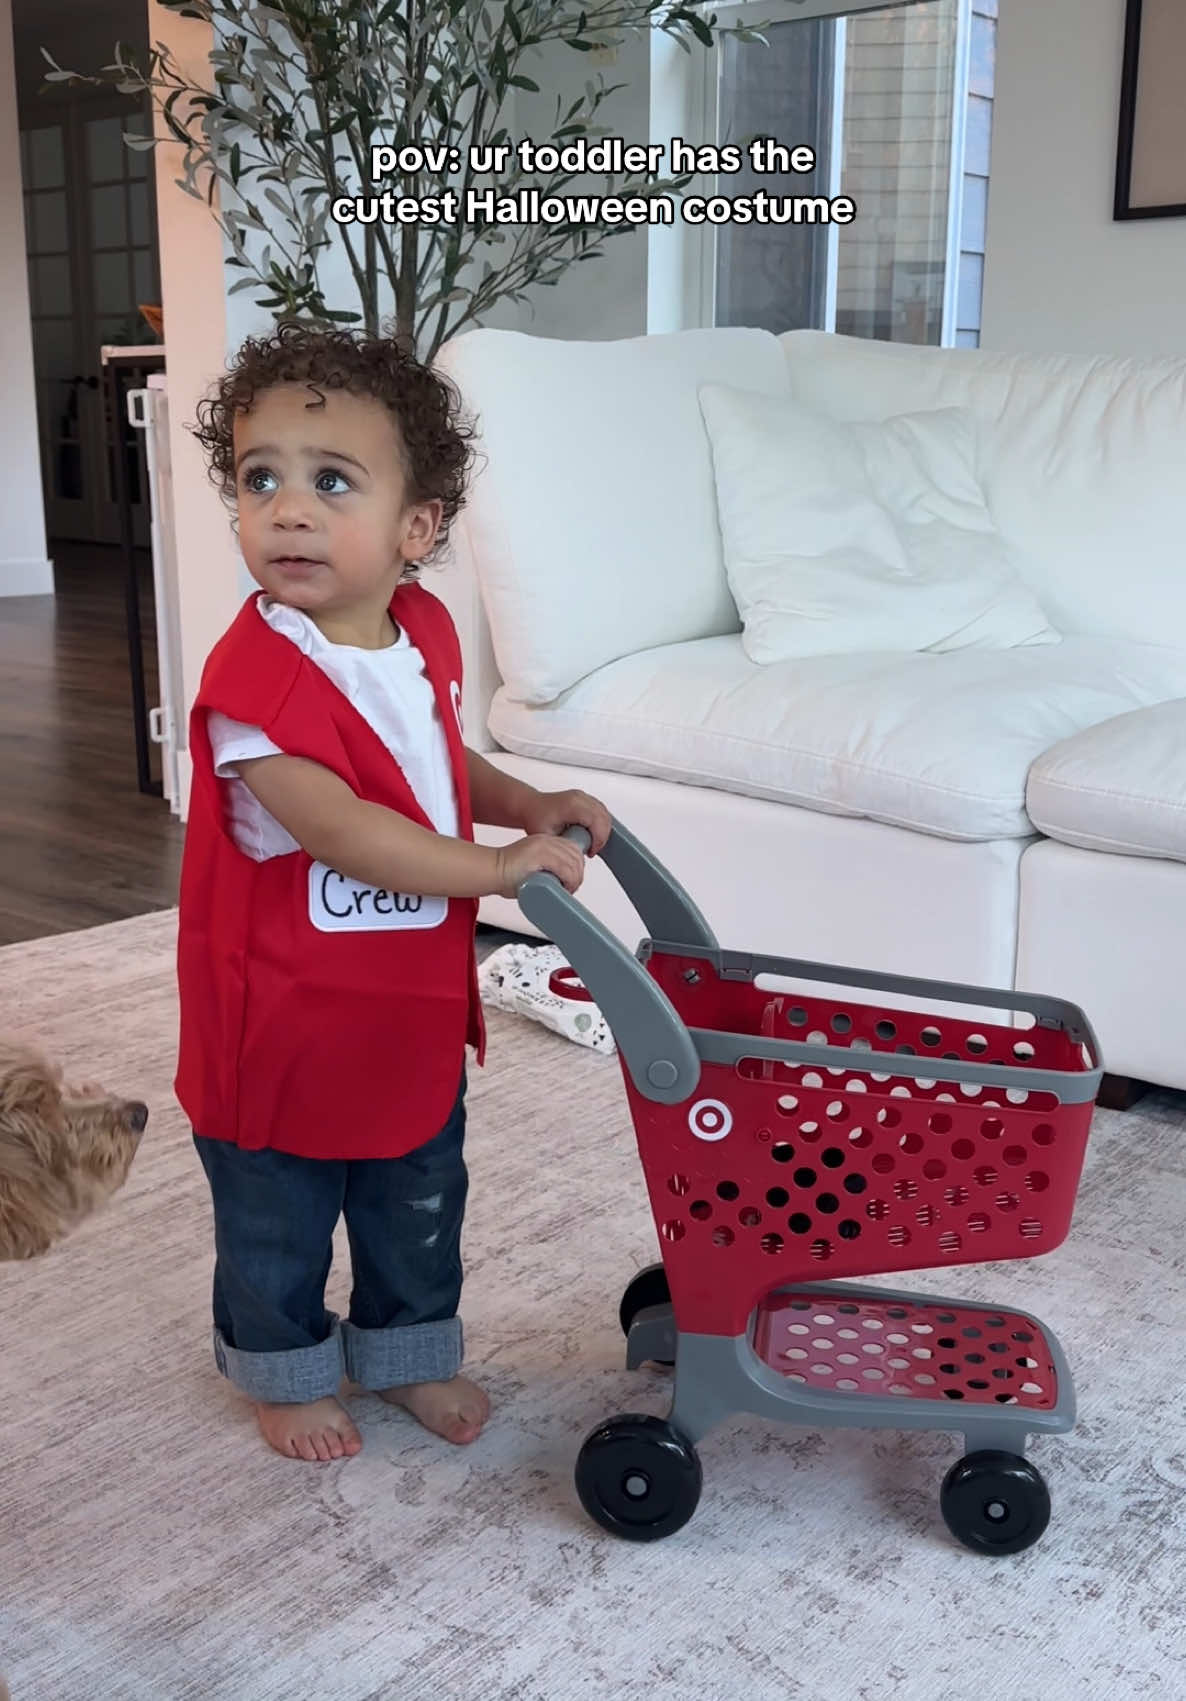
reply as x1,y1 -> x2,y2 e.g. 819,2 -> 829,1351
126,1101 -> 149,1134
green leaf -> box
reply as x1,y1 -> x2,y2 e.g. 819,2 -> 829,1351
507,75 -> 539,92
162,108 -> 191,146
323,309 -> 362,322
690,14 -> 715,48
230,142 -> 242,184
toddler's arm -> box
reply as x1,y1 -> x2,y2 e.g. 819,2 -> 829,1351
235,753 -> 584,898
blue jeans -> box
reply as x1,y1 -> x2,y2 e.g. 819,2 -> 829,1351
192,1070 -> 468,1404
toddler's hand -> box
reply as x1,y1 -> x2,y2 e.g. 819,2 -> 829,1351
518,788 -> 612,855
495,834 -> 587,899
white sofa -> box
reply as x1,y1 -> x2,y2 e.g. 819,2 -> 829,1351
433,327 -> 1186,1094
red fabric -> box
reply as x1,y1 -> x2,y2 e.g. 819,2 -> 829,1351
174,585 -> 487,1160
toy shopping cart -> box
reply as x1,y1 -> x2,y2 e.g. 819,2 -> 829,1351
517,821 -> 1103,1555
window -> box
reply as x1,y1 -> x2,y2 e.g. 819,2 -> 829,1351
648,0 -> 996,346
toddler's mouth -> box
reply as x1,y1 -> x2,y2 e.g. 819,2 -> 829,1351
271,555 -> 326,573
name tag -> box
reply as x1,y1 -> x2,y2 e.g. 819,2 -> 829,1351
308,863 -> 447,933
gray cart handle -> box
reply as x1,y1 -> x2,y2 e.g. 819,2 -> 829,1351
515,819 -> 1103,1107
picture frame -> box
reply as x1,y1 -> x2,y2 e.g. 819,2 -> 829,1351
1114,0 -> 1186,220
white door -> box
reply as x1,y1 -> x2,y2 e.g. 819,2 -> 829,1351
21,94 -> 161,546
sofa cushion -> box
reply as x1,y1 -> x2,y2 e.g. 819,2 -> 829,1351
1026,699 -> 1186,863
697,382 -> 1059,662
779,330 -> 1186,653
434,326 -> 788,706
487,635 -> 1186,842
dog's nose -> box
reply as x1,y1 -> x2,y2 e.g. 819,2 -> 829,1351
127,1101 -> 149,1133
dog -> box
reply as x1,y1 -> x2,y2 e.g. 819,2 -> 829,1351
0,1041 -> 147,1261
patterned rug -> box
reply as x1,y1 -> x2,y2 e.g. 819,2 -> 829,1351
1,909 -> 1184,1701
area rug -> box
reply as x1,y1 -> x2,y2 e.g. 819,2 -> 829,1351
1,910 -> 1184,1701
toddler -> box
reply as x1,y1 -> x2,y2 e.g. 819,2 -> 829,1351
175,321 -> 611,1463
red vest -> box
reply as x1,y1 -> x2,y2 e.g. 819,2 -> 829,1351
174,585 -> 486,1161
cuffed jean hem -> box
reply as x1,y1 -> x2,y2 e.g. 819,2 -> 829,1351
342,1316 -> 463,1389
210,1315 -> 465,1402
212,1317 -> 346,1403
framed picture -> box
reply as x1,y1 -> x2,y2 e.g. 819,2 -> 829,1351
1114,0 -> 1186,219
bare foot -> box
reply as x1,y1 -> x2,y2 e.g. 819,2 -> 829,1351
379,1375 -> 491,1445
255,1395 -> 363,1462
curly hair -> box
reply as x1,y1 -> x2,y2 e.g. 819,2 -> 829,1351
189,319 -> 479,576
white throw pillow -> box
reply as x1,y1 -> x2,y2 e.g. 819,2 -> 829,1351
698,383 -> 1061,663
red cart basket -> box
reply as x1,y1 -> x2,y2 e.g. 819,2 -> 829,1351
517,820 -> 1102,1555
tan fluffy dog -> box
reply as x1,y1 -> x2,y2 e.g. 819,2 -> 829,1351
0,1041 -> 147,1260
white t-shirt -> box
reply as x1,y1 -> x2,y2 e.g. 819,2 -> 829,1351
207,598 -> 459,863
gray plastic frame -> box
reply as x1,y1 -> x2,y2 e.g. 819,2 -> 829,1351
625,1278 -> 1076,1458
517,820 -> 1105,1108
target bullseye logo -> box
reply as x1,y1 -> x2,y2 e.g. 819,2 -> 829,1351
689,1098 -> 732,1141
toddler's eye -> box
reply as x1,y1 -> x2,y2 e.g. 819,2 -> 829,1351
316,468 -> 352,494
242,467 -> 276,493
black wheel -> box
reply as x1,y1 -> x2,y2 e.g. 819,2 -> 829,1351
575,1414 -> 702,1541
940,1450 -> 1051,1555
618,1263 -> 671,1337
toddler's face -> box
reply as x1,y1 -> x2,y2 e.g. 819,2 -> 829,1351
232,383 -> 440,617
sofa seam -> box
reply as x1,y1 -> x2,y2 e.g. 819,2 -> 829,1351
1027,822 -> 1185,860
1028,773 -> 1186,815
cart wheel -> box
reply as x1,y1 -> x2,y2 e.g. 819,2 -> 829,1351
575,1414 -> 702,1542
619,1264 -> 674,1367
940,1451 -> 1051,1555
618,1264 -> 671,1336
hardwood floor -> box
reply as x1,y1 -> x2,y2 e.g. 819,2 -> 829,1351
0,540 -> 185,947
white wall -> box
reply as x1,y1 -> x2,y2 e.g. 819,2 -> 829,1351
981,0 -> 1186,356
512,34 -> 652,341
0,0 -> 52,596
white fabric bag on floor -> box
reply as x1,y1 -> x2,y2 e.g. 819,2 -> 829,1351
477,942 -> 616,1055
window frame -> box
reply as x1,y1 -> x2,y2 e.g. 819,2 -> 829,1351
648,0 -> 974,344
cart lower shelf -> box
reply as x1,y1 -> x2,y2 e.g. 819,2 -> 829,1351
752,1288 -> 1057,1411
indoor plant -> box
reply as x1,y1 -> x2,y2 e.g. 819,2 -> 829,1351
44,1 -> 764,361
